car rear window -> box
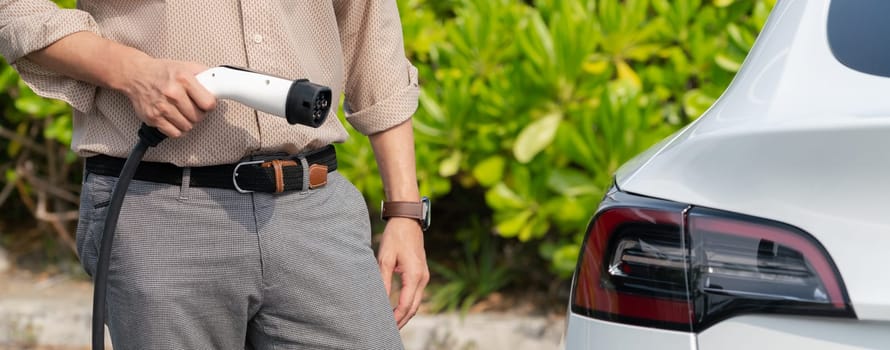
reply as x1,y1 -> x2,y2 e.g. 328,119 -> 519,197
828,0 -> 890,78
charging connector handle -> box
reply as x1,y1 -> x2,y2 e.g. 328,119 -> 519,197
196,66 -> 332,127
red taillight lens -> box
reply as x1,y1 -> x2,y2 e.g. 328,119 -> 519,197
571,191 -> 854,332
687,208 -> 852,329
573,205 -> 693,331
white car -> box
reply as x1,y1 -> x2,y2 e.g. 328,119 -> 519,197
565,0 -> 890,349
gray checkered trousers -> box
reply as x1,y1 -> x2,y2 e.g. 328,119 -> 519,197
75,165 -> 403,350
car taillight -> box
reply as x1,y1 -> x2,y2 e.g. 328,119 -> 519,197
571,190 -> 855,332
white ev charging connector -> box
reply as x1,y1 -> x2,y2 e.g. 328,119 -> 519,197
196,66 -> 331,127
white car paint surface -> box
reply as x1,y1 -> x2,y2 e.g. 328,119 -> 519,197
616,0 -> 890,322
568,0 -> 890,349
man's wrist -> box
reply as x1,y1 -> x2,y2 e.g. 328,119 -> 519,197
105,47 -> 152,93
386,217 -> 423,229
384,190 -> 420,202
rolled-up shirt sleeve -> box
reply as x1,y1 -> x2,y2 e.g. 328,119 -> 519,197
333,0 -> 419,136
0,0 -> 100,113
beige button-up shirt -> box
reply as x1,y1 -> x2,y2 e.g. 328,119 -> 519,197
0,0 -> 419,166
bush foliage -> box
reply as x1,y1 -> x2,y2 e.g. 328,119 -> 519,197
0,0 -> 774,306
371,0 -> 774,277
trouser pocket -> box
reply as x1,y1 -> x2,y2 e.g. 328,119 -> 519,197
75,171 -> 115,277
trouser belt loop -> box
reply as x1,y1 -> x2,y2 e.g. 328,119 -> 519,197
259,159 -> 299,193
179,167 -> 191,201
298,156 -> 310,195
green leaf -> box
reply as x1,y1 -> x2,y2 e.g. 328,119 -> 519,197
683,89 -> 717,118
518,215 -> 549,242
472,155 -> 506,187
555,121 -> 597,168
0,66 -> 18,90
439,150 -> 462,177
419,88 -> 445,122
545,196 -> 592,227
582,59 -> 610,75
513,112 -> 562,163
14,95 -> 46,116
615,59 -> 642,91
546,168 -> 599,197
530,12 -> 555,64
726,23 -> 746,48
624,44 -> 664,61
495,209 -> 533,237
485,183 -> 527,210
44,114 -> 73,145
714,53 -> 742,72
552,244 -> 581,277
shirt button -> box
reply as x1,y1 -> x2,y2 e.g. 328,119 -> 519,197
253,34 -> 264,44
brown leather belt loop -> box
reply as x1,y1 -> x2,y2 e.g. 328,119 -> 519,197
261,159 -> 298,193
308,164 -> 328,189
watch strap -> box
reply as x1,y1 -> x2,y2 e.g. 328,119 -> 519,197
381,201 -> 424,221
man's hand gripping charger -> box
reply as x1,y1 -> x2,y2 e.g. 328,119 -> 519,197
95,67 -> 332,350
139,65 -> 332,145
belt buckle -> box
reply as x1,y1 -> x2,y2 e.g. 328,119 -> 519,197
232,160 -> 265,193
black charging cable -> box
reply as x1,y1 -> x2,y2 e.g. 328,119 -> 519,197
91,124 -> 165,350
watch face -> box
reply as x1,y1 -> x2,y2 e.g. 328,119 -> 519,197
421,196 -> 431,231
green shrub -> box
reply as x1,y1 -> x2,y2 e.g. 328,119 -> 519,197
343,0 -> 775,280
0,0 -> 82,254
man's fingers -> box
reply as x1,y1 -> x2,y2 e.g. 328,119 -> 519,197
157,103 -> 193,135
169,91 -> 203,124
146,80 -> 197,136
166,75 -> 209,124
150,119 -> 181,138
379,257 -> 395,297
139,104 -> 180,138
180,62 -> 217,112
396,268 -> 425,328
394,282 -> 414,328
405,270 -> 428,326
182,73 -> 217,113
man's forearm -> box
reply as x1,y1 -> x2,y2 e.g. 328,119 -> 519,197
369,119 -> 420,202
25,31 -> 215,137
370,118 -> 427,329
26,31 -> 150,91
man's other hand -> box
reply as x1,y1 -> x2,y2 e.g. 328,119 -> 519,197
377,217 -> 429,329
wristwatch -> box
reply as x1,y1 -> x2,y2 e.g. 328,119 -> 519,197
381,196 -> 431,231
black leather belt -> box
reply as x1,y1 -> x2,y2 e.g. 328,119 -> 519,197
85,145 -> 337,193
